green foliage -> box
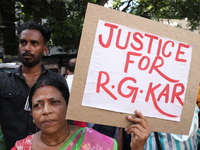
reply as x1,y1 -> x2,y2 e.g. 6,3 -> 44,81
0,0 -> 18,55
16,0 -> 98,53
46,0 -> 96,52
135,0 -> 188,20
1,0 -> 200,55
110,0 -> 125,10
110,0 -> 200,31
15,0 -> 48,23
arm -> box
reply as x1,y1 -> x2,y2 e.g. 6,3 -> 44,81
0,125 -> 5,150
125,110 -> 151,150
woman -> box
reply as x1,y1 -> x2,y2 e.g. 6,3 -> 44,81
11,79 -> 150,150
0,125 -> 5,150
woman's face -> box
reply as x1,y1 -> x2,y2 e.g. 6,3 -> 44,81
31,86 -> 67,134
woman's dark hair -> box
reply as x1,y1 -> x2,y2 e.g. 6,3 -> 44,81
28,79 -> 69,109
18,21 -> 51,45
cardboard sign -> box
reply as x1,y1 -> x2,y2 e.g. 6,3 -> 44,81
82,19 -> 192,122
66,3 -> 200,134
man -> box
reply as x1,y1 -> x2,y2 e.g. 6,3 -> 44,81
66,58 -> 86,127
66,58 -> 76,92
0,22 -> 67,150
0,126 -> 5,150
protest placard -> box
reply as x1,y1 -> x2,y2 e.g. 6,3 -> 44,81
66,3 -> 200,134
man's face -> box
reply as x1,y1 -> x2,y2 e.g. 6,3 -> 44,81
19,29 -> 48,67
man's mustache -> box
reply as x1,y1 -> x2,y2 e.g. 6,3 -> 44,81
22,51 -> 34,57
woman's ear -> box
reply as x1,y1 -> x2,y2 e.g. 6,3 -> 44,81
31,111 -> 35,123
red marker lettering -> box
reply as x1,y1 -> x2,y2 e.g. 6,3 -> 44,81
131,32 -> 144,51
98,23 -> 118,48
175,43 -> 190,62
124,51 -> 142,73
171,83 -> 184,106
162,41 -> 174,57
144,33 -> 159,54
116,29 -> 131,49
146,82 -> 178,117
157,84 -> 170,103
149,56 -> 179,83
96,71 -> 117,100
138,56 -> 150,71
117,77 -> 138,103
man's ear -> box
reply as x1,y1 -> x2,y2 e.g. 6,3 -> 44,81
67,70 -> 70,74
43,45 -> 48,55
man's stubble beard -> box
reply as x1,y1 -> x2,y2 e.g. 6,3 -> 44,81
19,51 -> 44,68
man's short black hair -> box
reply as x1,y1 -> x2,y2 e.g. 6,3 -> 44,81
67,58 -> 76,73
18,21 -> 51,45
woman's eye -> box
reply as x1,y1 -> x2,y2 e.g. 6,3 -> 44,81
52,100 -> 60,104
33,103 -> 41,108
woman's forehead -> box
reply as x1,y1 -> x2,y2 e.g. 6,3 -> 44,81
32,86 -> 62,99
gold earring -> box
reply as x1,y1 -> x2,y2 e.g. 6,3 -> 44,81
33,119 -> 35,123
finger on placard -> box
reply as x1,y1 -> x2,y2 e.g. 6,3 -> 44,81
135,110 -> 146,120
126,110 -> 149,130
126,114 -> 145,126
126,123 -> 144,135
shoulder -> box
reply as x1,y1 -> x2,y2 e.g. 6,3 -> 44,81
13,134 -> 34,149
0,69 -> 20,85
0,71 -> 14,85
66,75 -> 73,83
0,68 -> 19,77
42,69 -> 67,84
44,69 -> 63,78
0,72 -> 10,77
82,127 -> 116,148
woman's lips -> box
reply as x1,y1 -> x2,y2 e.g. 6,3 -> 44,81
43,120 -> 56,125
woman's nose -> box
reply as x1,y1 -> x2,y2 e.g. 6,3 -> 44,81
42,104 -> 53,115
